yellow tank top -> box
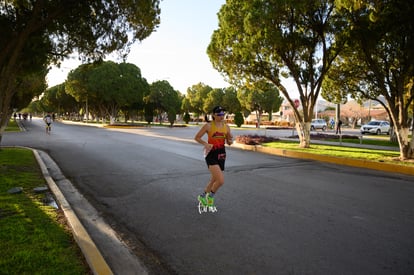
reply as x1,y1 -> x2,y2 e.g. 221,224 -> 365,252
208,121 -> 227,149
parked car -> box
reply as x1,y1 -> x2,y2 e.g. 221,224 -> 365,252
360,120 -> 390,135
310,119 -> 327,131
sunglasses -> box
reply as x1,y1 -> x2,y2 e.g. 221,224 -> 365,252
215,113 -> 225,116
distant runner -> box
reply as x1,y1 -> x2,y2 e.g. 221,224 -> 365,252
43,113 -> 52,134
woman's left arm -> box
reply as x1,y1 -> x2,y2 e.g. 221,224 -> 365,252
226,125 -> 233,145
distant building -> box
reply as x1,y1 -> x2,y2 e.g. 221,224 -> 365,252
279,98 -> 389,126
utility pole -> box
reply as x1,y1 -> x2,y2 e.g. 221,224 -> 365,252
335,104 -> 340,122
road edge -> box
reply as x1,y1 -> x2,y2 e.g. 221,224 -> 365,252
32,149 -> 114,275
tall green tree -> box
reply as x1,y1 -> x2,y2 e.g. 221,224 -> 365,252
181,97 -> 191,114
56,84 -> 80,116
146,80 -> 182,126
65,64 -> 94,119
326,0 -> 414,160
66,61 -> 149,123
204,88 -> 225,114
0,0 -> 160,143
10,69 -> 48,114
256,80 -> 284,121
115,62 -> 149,122
237,80 -> 283,126
208,0 -> 346,147
25,100 -> 45,116
222,86 -> 241,115
40,84 -> 78,115
185,83 -> 213,119
41,85 -> 60,114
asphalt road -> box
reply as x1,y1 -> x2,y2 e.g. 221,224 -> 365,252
3,118 -> 414,275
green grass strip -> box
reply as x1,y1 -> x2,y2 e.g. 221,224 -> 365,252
5,119 -> 20,132
263,140 -> 413,167
0,148 -> 90,275
327,137 -> 399,147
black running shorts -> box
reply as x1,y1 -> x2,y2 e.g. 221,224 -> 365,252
205,147 -> 226,171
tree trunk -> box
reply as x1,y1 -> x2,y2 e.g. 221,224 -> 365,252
0,83 -> 15,146
0,123 -> 5,146
409,127 -> 414,159
390,127 -> 398,143
395,127 -> 414,160
255,110 -> 261,128
352,120 -> 357,129
296,122 -> 311,148
0,109 -> 13,145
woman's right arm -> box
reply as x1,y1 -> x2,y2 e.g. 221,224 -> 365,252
195,124 -> 213,151
194,123 -> 209,145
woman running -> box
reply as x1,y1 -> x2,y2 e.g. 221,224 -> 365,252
194,106 -> 233,209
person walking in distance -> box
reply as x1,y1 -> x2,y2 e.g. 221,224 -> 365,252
44,113 -> 52,134
194,106 -> 233,210
336,119 -> 343,135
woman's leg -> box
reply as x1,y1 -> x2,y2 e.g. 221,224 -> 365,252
208,164 -> 224,193
204,176 -> 215,193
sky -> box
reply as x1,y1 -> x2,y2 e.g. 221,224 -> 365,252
46,0 -> 229,94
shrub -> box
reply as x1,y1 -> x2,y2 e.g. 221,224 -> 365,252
234,112 -> 244,127
183,112 -> 190,124
236,135 -> 280,145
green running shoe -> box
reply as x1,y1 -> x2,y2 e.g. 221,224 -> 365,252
207,194 -> 215,207
198,195 -> 208,207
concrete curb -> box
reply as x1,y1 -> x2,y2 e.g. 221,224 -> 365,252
33,149 -> 113,275
232,142 -> 414,176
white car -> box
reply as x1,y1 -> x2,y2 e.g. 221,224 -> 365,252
310,119 -> 327,131
360,120 -> 390,135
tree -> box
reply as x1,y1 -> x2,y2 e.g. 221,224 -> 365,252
208,0 -> 346,147
341,100 -> 367,128
237,80 -> 283,127
185,83 -> 213,120
117,62 -> 150,122
329,0 -> 414,159
181,97 -> 191,114
65,64 -> 92,115
256,81 -> 283,121
166,91 -> 182,127
25,100 -> 45,116
66,61 -> 149,123
237,84 -> 265,127
0,0 -> 161,143
234,112 -> 244,127
144,103 -> 155,125
146,80 -> 182,126
40,84 -> 79,115
222,86 -> 242,115
204,88 -> 225,114
10,70 -> 48,113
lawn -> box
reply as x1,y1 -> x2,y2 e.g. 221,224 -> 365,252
329,137 -> 399,147
0,147 -> 91,275
5,119 -> 20,132
263,140 -> 413,167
